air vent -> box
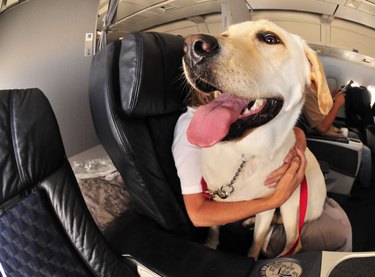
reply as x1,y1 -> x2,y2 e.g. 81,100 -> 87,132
362,58 -> 371,63
160,4 -> 175,10
346,0 -> 361,8
157,3 -> 176,13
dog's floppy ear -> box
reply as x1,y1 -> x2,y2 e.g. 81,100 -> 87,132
304,46 -> 333,115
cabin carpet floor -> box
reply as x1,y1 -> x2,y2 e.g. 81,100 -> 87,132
329,182 -> 375,252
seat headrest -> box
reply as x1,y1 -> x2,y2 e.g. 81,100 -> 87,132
119,32 -> 188,117
0,89 -> 65,204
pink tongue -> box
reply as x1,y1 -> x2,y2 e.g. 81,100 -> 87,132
187,93 -> 248,147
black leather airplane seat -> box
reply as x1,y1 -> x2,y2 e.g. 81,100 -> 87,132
0,89 -> 137,276
89,32 -> 254,276
345,86 -> 375,144
89,32 -> 191,235
298,113 -> 363,195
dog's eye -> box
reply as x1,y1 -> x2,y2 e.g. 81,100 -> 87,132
259,33 -> 281,45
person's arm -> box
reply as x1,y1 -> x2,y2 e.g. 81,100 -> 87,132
316,92 -> 345,134
184,148 -> 306,227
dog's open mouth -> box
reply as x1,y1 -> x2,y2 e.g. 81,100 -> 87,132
225,97 -> 283,141
187,78 -> 283,147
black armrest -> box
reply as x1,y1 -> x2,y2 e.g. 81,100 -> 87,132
307,138 -> 361,177
104,211 -> 254,277
307,134 -> 349,144
366,125 -> 375,152
333,118 -> 347,128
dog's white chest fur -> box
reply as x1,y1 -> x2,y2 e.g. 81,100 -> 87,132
202,128 -> 326,257
202,131 -> 295,201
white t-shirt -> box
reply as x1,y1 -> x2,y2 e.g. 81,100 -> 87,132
172,107 -> 203,195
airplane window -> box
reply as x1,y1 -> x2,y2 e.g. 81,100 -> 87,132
368,86 -> 375,106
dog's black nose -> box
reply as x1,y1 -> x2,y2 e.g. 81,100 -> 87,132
184,34 -> 220,64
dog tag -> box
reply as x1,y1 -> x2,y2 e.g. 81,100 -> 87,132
217,185 -> 234,199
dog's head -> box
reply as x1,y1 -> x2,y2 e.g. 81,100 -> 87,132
183,20 -> 332,147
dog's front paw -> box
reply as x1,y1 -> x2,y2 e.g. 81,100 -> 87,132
242,216 -> 256,230
205,226 -> 220,249
247,246 -> 260,261
204,238 -> 219,249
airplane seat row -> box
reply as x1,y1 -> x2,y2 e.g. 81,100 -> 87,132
326,78 -> 375,152
302,82 -> 375,193
0,87 -> 254,277
0,32 -> 374,276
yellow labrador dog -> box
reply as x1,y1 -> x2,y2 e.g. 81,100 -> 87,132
183,20 -> 332,259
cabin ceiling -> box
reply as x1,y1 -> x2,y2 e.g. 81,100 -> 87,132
97,0 -> 375,34
96,0 -> 375,68
3,1 -> 373,69
97,0 -> 222,35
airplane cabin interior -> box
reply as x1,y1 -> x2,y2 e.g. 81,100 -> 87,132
1,0 -> 375,276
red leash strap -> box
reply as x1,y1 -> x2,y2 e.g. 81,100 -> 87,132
283,175 -> 308,256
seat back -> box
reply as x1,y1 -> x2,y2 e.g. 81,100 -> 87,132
345,86 -> 374,142
0,89 -> 135,276
89,33 -> 193,234
299,113 -> 363,195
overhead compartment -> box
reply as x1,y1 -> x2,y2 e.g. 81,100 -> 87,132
331,18 -> 375,58
98,0 -> 221,41
247,0 -> 338,16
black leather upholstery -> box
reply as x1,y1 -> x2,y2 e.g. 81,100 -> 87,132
89,32 -> 255,276
298,113 -> 362,195
0,89 -> 136,276
345,86 -> 374,141
89,32 -> 192,234
118,33 -> 188,117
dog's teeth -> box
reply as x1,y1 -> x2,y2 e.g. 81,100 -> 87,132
247,100 -> 255,110
241,99 -> 267,116
250,99 -> 265,111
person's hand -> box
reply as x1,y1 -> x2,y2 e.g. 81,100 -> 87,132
334,91 -> 346,108
264,160 -> 292,187
264,146 -> 299,187
269,147 -> 307,207
331,89 -> 341,98
264,127 -> 306,186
